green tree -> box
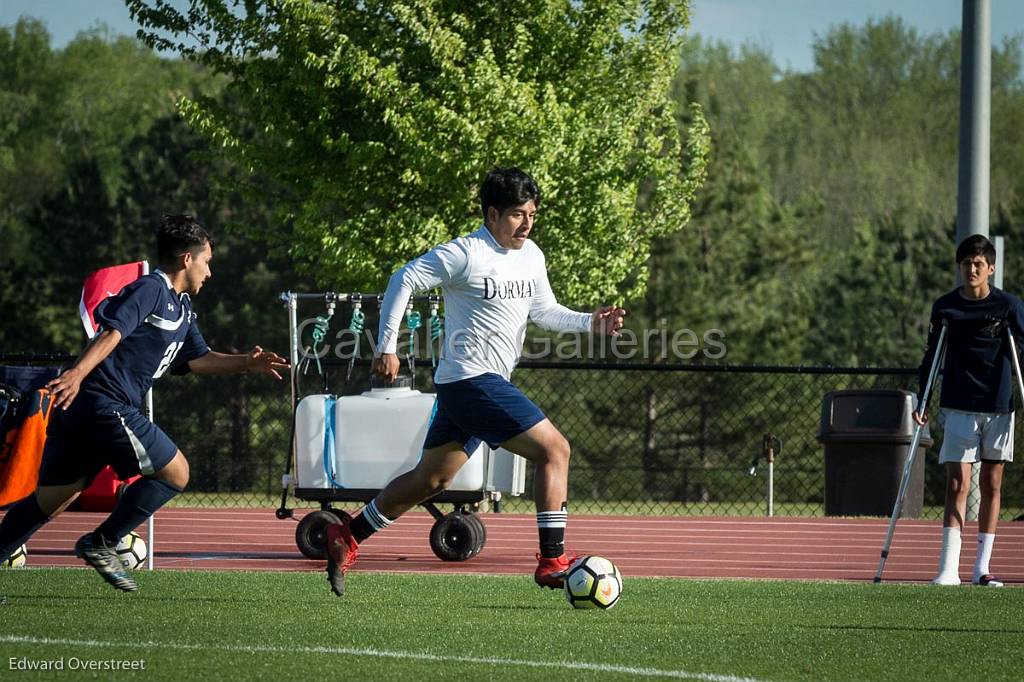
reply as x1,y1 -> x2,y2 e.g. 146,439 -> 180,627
805,214 -> 954,367
671,19 -> 1024,368
128,0 -> 709,303
0,22 -> 303,355
0,18 -> 65,263
659,39 -> 820,365
790,20 -> 1023,366
0,21 -> 221,350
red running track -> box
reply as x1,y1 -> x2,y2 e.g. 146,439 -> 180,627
5,508 -> 1024,584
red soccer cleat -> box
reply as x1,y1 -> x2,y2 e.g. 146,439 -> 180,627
326,518 -> 360,597
534,553 -> 574,589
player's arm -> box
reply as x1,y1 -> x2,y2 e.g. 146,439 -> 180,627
373,245 -> 463,382
530,265 -> 624,336
1009,298 -> 1024,343
46,329 -> 123,410
1006,299 -> 1024,386
46,277 -> 158,410
187,347 -> 289,379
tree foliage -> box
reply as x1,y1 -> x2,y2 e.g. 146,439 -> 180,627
0,20 -> 304,353
5,13 -> 1024,369
127,0 -> 710,303
662,19 -> 1024,367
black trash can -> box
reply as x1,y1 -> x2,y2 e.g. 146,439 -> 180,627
817,390 -> 932,517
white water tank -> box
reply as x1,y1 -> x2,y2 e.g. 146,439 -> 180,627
294,388 -> 525,494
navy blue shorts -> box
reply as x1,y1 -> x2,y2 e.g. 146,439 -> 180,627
37,400 -> 179,486
423,373 -> 546,453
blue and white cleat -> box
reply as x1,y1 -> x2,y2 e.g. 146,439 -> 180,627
74,533 -> 138,592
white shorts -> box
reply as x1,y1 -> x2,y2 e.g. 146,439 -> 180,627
938,409 -> 1014,464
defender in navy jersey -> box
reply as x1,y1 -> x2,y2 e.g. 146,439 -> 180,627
0,215 -> 288,591
914,235 -> 1024,588
323,167 -> 626,596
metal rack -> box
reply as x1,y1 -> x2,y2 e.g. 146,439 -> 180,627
275,291 -> 525,562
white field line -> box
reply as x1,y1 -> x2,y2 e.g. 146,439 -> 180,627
0,634 -> 770,682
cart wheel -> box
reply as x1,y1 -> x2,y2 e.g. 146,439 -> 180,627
429,512 -> 482,562
466,513 -> 487,558
295,509 -> 342,560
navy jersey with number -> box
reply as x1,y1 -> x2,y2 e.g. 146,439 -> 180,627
79,271 -> 210,408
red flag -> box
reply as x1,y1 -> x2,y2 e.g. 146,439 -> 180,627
79,262 -> 148,339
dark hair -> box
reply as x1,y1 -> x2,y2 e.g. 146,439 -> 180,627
479,167 -> 541,218
955,234 -> 996,265
157,214 -> 213,266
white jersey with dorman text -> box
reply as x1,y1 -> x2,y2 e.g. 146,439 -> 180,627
377,225 -> 592,384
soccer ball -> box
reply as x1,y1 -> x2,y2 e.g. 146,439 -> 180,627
1,545 -> 27,568
564,555 -> 622,610
115,532 -> 147,570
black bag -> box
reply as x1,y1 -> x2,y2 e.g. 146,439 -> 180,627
0,382 -> 24,437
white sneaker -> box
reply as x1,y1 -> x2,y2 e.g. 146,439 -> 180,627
931,573 -> 961,586
972,574 -> 1004,587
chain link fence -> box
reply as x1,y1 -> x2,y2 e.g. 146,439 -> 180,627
3,354 -> 1022,520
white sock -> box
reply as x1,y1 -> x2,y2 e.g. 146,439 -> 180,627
973,532 -> 996,580
936,526 -> 962,577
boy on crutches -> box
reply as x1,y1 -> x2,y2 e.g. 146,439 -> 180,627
913,235 -> 1024,587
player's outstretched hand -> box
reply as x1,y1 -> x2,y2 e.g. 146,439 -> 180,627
912,411 -> 929,426
372,353 -> 401,383
591,305 -> 626,336
46,367 -> 85,410
246,346 -> 289,380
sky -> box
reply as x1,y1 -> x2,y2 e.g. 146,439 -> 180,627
1,0 -> 1022,73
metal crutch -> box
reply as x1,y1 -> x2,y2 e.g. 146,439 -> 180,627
874,320 -> 948,583
1007,325 -> 1024,522
1006,325 -> 1024,406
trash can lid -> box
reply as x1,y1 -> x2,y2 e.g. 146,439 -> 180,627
817,389 -> 930,442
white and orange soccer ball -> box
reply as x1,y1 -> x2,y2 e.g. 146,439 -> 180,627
563,555 -> 622,610
115,532 -> 147,570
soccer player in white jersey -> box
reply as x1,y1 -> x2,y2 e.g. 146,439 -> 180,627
325,167 -> 626,596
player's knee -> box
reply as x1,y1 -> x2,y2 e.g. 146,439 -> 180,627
170,459 -> 190,489
946,468 -> 966,493
35,489 -> 77,517
178,462 -> 190,489
546,435 -> 571,466
158,453 -> 190,489
410,467 -> 451,496
35,477 -> 89,516
425,472 -> 454,494
982,477 -> 1002,497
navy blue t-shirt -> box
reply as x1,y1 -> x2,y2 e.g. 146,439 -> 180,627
79,271 -> 210,409
918,286 -> 1024,414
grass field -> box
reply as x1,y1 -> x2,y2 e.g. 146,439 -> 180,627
1,569 -> 1022,681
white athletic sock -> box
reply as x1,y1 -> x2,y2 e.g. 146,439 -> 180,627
349,498 -> 394,544
935,526 -> 962,579
973,532 -> 996,580
360,499 -> 393,532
